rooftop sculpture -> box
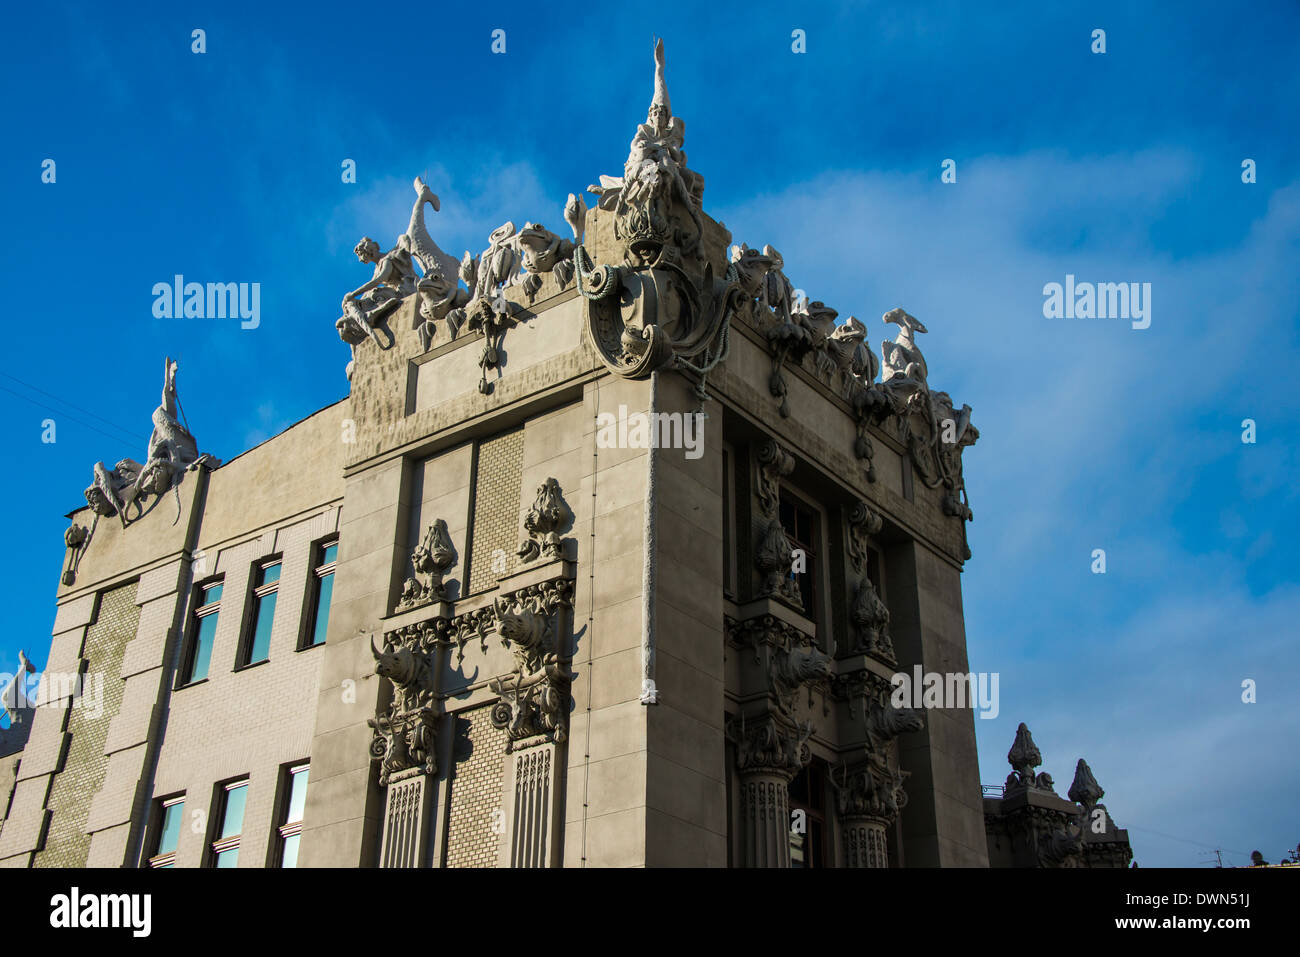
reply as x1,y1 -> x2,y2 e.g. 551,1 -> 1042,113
336,40 -> 977,524
82,358 -> 216,530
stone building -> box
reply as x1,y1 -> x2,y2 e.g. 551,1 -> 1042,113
0,43 -> 1128,868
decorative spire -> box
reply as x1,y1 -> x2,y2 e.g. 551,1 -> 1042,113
650,38 -> 670,114
1068,758 -> 1105,809
1005,721 -> 1055,792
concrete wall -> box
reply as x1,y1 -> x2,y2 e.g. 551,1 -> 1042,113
1,401 -> 348,868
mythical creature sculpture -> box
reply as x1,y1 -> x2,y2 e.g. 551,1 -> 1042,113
487,585 -> 574,750
515,223 -> 576,303
341,177 -> 464,364
368,629 -> 440,784
84,358 -> 213,528
880,307 -> 930,393
589,39 -> 703,258
771,641 -> 833,716
575,40 -> 734,401
865,699 -> 924,757
821,316 -> 878,398
446,222 -> 523,393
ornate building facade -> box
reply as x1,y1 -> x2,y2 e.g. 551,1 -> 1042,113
0,43 -> 1128,868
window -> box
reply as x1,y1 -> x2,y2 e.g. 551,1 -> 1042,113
241,559 -> 281,666
274,763 -> 310,867
209,780 -> 248,868
779,493 -> 819,619
181,580 -> 223,684
788,760 -> 829,868
302,541 -> 337,649
722,446 -> 735,597
148,796 -> 185,868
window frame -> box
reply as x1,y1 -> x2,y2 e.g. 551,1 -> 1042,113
237,555 -> 282,669
147,794 -> 186,868
178,576 -> 224,688
788,758 -> 831,868
269,761 -> 310,867
298,538 -> 338,651
206,778 -> 250,868
779,488 -> 823,624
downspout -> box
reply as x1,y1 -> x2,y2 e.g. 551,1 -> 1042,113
640,371 -> 659,706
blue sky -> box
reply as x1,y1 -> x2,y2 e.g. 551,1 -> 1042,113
2,0 -> 1297,866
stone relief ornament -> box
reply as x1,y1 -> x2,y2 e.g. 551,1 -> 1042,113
845,500 -> 882,575
755,518 -> 801,608
830,759 -> 911,826
730,711 -> 814,781
850,576 -> 895,661
487,578 -> 575,751
755,438 -> 794,519
368,628 -> 441,785
398,519 -> 457,610
517,478 -> 574,563
447,223 -> 524,394
770,640 -> 833,718
84,358 -> 216,529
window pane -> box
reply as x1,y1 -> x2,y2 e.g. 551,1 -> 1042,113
310,573 -> 333,647
220,784 -> 247,839
188,612 -> 218,682
280,833 -> 300,868
260,562 -> 281,586
321,543 -> 338,566
215,848 -> 239,868
158,801 -> 184,856
248,591 -> 276,663
286,768 -> 309,824
202,583 -> 223,605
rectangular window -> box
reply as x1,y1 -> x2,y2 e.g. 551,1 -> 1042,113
779,493 -> 819,619
274,763 -> 310,867
241,560 -> 281,666
148,796 -> 185,868
722,446 -> 735,597
788,760 -> 829,868
302,541 -> 337,649
182,581 -> 223,685
209,780 -> 248,868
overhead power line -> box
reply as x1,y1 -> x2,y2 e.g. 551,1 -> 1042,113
0,371 -> 141,441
